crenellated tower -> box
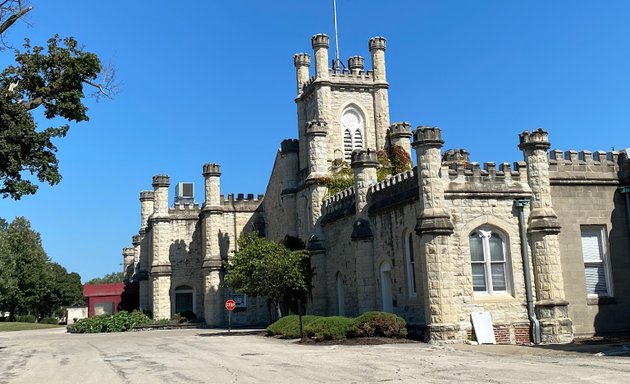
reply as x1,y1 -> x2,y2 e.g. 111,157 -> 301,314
294,33 -> 391,173
150,175 -> 172,319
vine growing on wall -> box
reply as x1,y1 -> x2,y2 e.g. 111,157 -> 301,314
323,145 -> 412,198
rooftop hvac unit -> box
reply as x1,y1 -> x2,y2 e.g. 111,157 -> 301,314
175,182 -> 194,205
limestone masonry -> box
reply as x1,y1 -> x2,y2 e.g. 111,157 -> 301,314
123,33 -> 630,343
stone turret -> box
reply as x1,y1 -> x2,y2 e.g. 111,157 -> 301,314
388,122 -> 412,157
201,163 -> 223,326
123,247 -> 135,281
350,148 -> 378,313
311,34 -> 329,79
412,127 -> 453,236
369,37 -> 387,82
369,36 -> 390,150
305,120 -> 329,181
518,129 -> 561,232
518,129 -> 572,343
348,55 -> 365,74
150,174 -> 172,320
139,191 -> 154,233
203,163 -> 222,208
412,126 -> 459,343
294,53 -> 311,95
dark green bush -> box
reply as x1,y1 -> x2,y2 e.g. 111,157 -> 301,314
267,315 -> 319,338
351,311 -> 407,338
174,310 -> 197,323
16,315 -> 36,323
304,316 -> 355,340
40,317 -> 59,325
71,311 -> 151,333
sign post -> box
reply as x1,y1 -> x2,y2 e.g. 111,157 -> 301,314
225,299 -> 236,333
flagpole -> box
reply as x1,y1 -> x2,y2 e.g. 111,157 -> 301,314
333,0 -> 341,71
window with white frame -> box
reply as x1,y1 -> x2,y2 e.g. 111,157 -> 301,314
469,228 -> 510,294
580,225 -> 613,297
341,107 -> 364,161
404,232 -> 417,297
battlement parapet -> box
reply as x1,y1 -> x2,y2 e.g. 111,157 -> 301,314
203,163 -> 221,177
519,128 -> 550,151
220,193 -> 264,213
305,120 -> 328,136
293,53 -> 311,67
311,33 -> 330,49
369,36 -> 387,51
368,168 -> 418,214
444,161 -> 531,198
348,56 -> 365,71
132,235 -> 142,246
140,190 -> 154,201
152,175 -> 170,188
169,203 -> 201,219
281,139 -> 299,154
351,148 -> 379,168
412,126 -> 444,148
388,122 -> 412,140
321,186 -> 355,222
549,149 -> 621,185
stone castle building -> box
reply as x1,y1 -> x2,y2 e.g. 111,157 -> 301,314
123,33 -> 630,344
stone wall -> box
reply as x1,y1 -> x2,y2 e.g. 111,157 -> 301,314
549,149 -> 630,336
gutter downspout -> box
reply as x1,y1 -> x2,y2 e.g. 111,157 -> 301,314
515,199 -> 541,345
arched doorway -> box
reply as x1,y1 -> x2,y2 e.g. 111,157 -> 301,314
380,262 -> 393,313
174,285 -> 194,315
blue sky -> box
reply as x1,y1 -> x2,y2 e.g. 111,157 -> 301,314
1,1 -> 628,282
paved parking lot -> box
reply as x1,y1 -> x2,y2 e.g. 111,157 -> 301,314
1,327 -> 629,383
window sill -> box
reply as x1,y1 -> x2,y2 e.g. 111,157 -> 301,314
473,293 -> 515,303
586,296 -> 616,305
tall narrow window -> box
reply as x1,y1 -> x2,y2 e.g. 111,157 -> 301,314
470,228 -> 510,294
341,107 -> 364,160
581,225 -> 613,297
404,232 -> 417,297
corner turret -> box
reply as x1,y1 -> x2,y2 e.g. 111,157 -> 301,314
311,34 -> 330,79
294,53 -> 311,95
369,36 -> 387,82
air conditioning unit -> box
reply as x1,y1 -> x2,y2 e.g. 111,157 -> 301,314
175,182 -> 194,205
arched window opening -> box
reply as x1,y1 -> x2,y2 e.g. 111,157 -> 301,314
470,228 -> 510,295
404,232 -> 417,297
341,107 -> 365,161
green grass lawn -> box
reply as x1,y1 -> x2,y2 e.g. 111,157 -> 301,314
0,322 -> 63,332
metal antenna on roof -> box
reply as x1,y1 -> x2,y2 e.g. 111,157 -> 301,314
332,0 -> 342,72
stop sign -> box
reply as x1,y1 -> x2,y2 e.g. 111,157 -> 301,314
225,299 -> 236,311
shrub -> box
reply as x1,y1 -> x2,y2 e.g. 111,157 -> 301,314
71,311 -> 151,333
351,311 -> 407,338
16,315 -> 36,323
176,310 -> 197,322
267,315 -> 319,338
304,316 -> 354,341
40,317 -> 59,325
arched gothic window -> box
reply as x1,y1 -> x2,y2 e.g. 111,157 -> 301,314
341,107 -> 365,161
469,228 -> 510,294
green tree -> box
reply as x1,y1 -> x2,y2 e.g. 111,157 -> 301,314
86,271 -> 125,285
0,1 -> 114,199
1,216 -> 48,319
224,233 -> 311,320
38,262 -> 83,318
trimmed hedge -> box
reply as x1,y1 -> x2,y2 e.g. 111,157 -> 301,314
70,311 -> 151,333
40,317 -> 59,325
351,311 -> 407,338
267,312 -> 407,341
15,315 -> 36,323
